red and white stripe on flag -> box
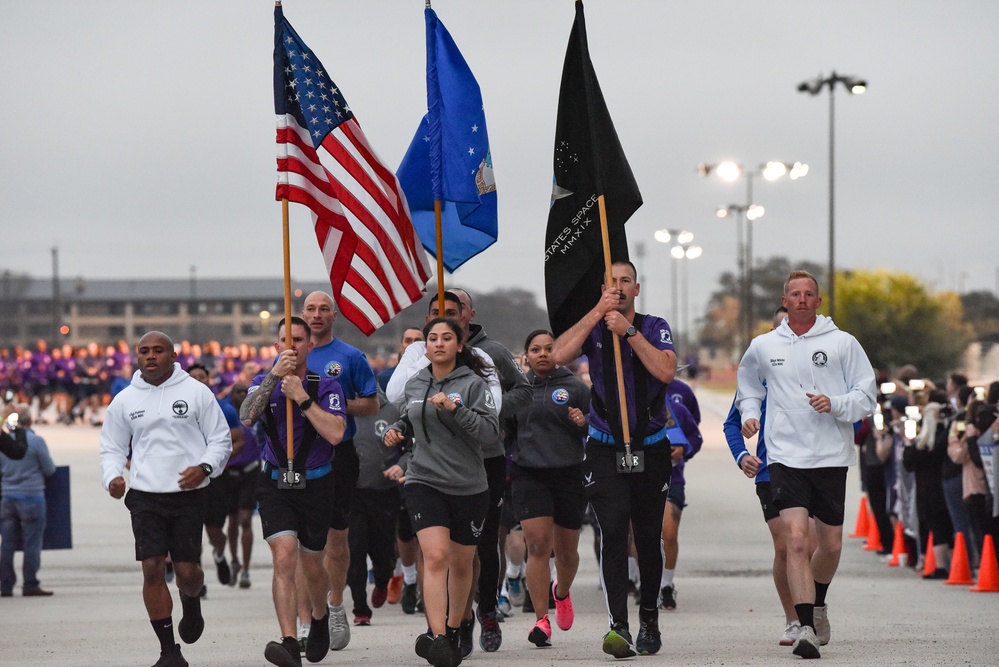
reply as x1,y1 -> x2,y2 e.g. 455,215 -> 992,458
276,114 -> 432,335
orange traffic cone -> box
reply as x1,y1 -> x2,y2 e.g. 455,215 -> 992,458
864,509 -> 884,552
849,497 -> 870,539
888,522 -> 906,567
945,531 -> 974,585
921,533 -> 937,577
970,535 -> 999,593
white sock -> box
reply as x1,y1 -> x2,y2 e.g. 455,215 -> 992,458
661,568 -> 675,588
549,556 -> 556,579
402,563 -> 417,585
393,558 -> 403,576
628,556 -> 640,584
506,560 -> 521,579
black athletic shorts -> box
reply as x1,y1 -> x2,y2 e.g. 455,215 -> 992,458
666,482 -> 686,510
256,467 -> 335,552
396,490 -> 416,543
228,463 -> 261,512
499,484 -> 518,530
204,473 -> 234,528
124,488 -> 207,563
404,482 -> 490,547
756,481 -> 780,522
510,463 -> 586,530
768,463 -> 847,526
330,440 -> 359,531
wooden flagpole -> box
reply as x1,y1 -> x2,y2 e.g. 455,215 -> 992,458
435,200 -> 445,313
596,194 -> 634,467
281,197 -> 295,465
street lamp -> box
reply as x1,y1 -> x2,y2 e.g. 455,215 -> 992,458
700,160 -> 808,347
797,71 -> 867,320
654,229 -> 700,347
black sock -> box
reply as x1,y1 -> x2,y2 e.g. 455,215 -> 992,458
445,625 -> 460,648
150,617 -> 176,652
795,603 -> 815,630
814,581 -> 830,607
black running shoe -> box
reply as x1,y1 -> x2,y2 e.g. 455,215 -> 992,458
213,548 -> 231,585
402,583 -> 418,615
458,615 -> 474,658
265,636 -> 303,667
636,617 -> 662,655
150,644 -> 188,667
660,584 -> 677,611
415,630 -> 434,662
306,610 -> 330,663
428,634 -> 460,667
177,593 -> 204,644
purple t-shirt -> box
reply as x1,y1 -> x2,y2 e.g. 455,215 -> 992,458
582,315 -> 675,443
249,372 -> 347,469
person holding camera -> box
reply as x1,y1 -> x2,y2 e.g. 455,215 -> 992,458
240,316 -> 347,667
0,405 -> 56,597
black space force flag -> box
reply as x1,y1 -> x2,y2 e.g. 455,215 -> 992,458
544,0 -> 642,337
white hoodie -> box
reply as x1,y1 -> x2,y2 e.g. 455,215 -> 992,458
100,364 -> 232,493
737,315 -> 876,468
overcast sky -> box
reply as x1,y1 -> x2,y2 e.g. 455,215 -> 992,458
3,1 -> 997,336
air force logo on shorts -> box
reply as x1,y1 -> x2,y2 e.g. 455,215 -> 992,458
447,393 -> 463,406
324,361 -> 343,378
660,328 -> 672,344
328,393 -> 342,411
812,350 -> 829,367
551,388 -> 569,405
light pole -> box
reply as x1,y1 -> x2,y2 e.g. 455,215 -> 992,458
797,72 -> 866,320
671,243 -> 702,349
700,161 -> 808,346
654,229 -> 699,347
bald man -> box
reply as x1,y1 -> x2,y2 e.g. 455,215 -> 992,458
99,331 -> 233,667
300,292 -> 378,652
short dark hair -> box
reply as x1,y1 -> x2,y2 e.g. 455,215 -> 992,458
774,306 -> 789,316
524,329 -> 554,352
277,315 -> 309,333
427,292 -> 462,314
949,373 -> 969,387
187,363 -> 210,376
611,260 -> 638,281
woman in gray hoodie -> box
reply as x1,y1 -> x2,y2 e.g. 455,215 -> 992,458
510,329 -> 589,648
383,317 -> 498,667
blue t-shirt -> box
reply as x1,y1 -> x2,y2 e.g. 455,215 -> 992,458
582,315 -> 675,443
308,339 -> 377,441
249,372 -> 347,469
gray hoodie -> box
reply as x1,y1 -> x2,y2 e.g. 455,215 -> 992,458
512,367 -> 589,469
392,365 -> 498,496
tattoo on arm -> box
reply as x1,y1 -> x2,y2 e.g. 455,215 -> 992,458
240,373 -> 280,426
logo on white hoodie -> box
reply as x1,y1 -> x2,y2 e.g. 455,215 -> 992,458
172,400 -> 189,417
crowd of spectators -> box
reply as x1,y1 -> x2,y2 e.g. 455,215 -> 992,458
857,367 -> 999,577
0,339 -> 400,426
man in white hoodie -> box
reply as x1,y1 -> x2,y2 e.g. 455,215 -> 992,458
99,331 -> 233,667
737,271 -> 875,660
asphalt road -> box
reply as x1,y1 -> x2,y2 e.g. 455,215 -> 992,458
2,387 -> 996,666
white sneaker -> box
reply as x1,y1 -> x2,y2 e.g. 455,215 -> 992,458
779,620 -> 802,647
328,604 -> 350,651
506,576 -> 525,607
792,625 -> 821,659
813,605 -> 830,646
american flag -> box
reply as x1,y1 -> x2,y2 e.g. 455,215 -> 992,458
274,6 -> 431,335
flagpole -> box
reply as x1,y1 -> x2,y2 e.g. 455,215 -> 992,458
597,194 -> 634,467
280,197 -> 295,465
435,200 -> 445,313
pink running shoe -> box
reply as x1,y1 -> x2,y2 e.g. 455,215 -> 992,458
552,581 -> 574,631
528,614 -> 552,647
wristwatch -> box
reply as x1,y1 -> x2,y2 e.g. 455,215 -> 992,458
624,326 -> 637,339
199,463 -> 213,477
298,397 -> 315,412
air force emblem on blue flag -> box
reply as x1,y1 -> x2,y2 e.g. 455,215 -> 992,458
396,7 -> 498,273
